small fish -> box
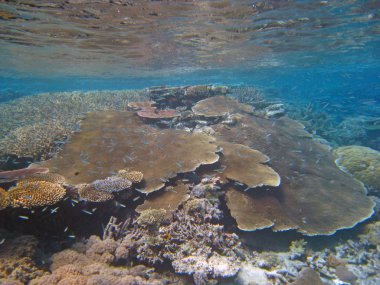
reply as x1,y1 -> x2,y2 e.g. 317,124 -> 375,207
68,235 -> 76,238
82,210 -> 93,215
234,181 -> 244,186
64,226 -> 69,232
19,215 -> 29,220
41,206 -> 48,212
243,187 -> 251,191
160,178 -> 168,183
133,196 -> 140,202
117,202 -> 126,208
265,133 -> 272,137
91,208 -> 97,212
0,238 -> 5,245
50,207 -> 59,213
71,199 -> 79,204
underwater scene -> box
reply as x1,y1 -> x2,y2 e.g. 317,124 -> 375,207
0,1 -> 379,284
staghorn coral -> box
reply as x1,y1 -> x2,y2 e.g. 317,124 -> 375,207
92,175 -> 132,193
117,169 -> 144,183
335,145 -> 380,195
0,187 -> 10,210
8,181 -> 66,209
78,184 -> 114,203
38,111 -> 219,193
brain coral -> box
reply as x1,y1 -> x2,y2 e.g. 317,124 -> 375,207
8,181 -> 66,208
334,145 -> 380,195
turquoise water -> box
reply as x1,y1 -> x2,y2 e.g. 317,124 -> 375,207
0,1 -> 379,285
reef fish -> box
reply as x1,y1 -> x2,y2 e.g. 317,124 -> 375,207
0,167 -> 49,183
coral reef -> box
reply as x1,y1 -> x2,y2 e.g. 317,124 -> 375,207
137,106 -> 180,119
0,89 -> 148,159
38,111 -> 219,193
0,233 -> 47,284
0,186 -> 10,210
93,175 -> 132,193
29,236 -> 183,285
136,183 -> 189,217
335,145 -> 380,195
115,179 -> 242,284
8,181 -> 66,209
17,173 -> 65,185
117,169 -> 144,183
192,95 -> 253,118
215,115 -> 375,235
78,184 -> 114,202
217,141 -> 281,188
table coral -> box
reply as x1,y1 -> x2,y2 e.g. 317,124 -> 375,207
93,175 -> 132,193
38,111 -> 219,193
17,173 -> 65,185
8,181 -> 66,209
335,145 -> 380,195
215,115 -> 375,235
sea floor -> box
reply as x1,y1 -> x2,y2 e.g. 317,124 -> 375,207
0,85 -> 379,285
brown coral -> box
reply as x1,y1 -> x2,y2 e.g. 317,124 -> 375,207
8,181 -> 66,208
215,115 -> 375,235
192,95 -> 253,118
136,184 -> 189,217
92,175 -> 132,193
117,169 -> 144,183
78,184 -> 114,203
218,141 -> 281,188
38,111 -> 219,193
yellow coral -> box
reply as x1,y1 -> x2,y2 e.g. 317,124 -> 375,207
0,187 -> 10,210
117,169 -> 143,183
8,181 -> 66,208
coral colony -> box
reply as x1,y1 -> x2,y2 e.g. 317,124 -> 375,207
0,85 -> 379,285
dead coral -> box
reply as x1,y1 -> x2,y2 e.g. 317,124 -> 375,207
0,167 -> 49,184
8,181 -> 66,209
